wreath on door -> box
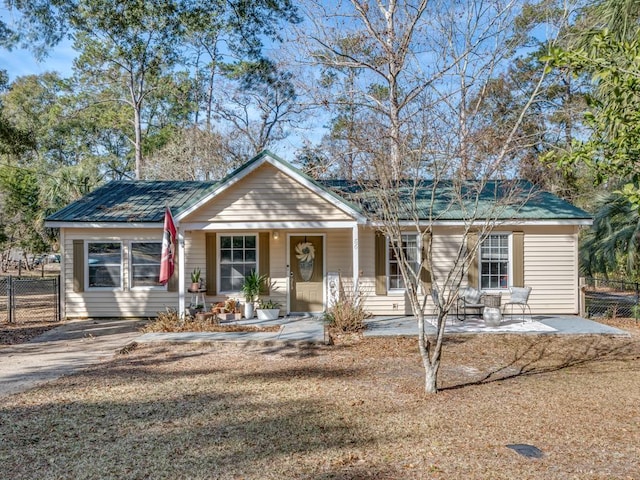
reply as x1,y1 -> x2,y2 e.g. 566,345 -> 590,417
295,241 -> 315,281
295,242 -> 315,262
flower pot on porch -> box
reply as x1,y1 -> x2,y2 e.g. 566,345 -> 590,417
244,302 -> 254,319
256,308 -> 280,320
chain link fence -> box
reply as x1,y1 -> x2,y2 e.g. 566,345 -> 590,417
582,277 -> 639,321
0,276 -> 61,324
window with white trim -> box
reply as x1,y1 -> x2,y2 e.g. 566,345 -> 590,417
131,242 -> 162,287
480,234 -> 509,289
87,242 -> 122,288
219,235 -> 257,292
388,234 -> 419,290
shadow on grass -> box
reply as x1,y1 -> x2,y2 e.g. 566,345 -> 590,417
0,359 -> 378,479
441,335 -> 640,391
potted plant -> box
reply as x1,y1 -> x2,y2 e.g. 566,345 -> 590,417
190,267 -> 201,291
241,270 -> 265,319
256,299 -> 281,320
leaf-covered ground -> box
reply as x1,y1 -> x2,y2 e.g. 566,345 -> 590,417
1,328 -> 639,479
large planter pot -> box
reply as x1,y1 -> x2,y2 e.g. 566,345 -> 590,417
244,302 -> 254,319
256,308 -> 280,320
483,307 -> 502,326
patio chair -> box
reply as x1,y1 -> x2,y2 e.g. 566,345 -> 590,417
456,286 -> 485,321
502,286 -> 532,322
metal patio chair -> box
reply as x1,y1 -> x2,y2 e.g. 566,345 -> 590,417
456,286 -> 485,321
502,286 -> 533,322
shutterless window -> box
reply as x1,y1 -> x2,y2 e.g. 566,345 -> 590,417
88,242 -> 122,288
388,234 -> 419,290
480,234 -> 509,289
131,242 -> 162,287
219,235 -> 257,292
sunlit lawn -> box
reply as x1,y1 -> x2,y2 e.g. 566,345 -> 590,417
1,330 -> 639,479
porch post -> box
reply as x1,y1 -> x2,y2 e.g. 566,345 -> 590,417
352,224 -> 359,293
178,232 -> 185,316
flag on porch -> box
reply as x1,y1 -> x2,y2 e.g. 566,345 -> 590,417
159,207 -> 177,285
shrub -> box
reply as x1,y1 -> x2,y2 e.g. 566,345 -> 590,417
324,286 -> 370,333
142,308 -> 220,333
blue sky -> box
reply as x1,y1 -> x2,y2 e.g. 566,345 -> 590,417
0,7 -> 75,81
0,42 -> 75,81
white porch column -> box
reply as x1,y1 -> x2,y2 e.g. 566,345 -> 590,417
352,224 -> 359,293
178,232 -> 185,316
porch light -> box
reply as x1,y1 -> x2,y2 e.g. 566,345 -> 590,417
273,231 -> 279,240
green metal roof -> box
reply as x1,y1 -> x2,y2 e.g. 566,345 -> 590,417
319,179 -> 592,221
46,152 -> 591,224
46,180 -> 219,223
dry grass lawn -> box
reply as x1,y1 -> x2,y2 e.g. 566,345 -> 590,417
1,324 -> 639,479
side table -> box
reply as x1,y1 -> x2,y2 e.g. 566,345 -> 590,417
187,288 -> 207,311
483,294 -> 502,326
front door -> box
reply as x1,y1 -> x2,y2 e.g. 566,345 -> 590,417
290,235 -> 324,313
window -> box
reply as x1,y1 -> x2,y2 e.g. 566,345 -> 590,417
388,234 -> 419,290
131,242 -> 162,287
88,242 -> 122,288
480,234 -> 509,289
219,235 -> 257,292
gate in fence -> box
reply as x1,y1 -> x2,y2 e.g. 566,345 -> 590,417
0,276 -> 61,324
582,277 -> 639,321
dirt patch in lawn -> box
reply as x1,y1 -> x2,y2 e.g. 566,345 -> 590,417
0,321 -> 63,346
1,332 -> 639,479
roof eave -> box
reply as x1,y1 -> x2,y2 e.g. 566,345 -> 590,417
44,221 -> 162,229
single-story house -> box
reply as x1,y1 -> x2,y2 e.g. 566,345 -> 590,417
44,150 -> 592,320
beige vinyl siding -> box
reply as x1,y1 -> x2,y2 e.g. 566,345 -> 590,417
60,222 -> 580,319
360,226 -> 580,317
61,228 -> 177,319
521,226 -> 579,314
183,164 -> 353,224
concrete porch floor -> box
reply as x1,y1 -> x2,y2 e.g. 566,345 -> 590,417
364,314 -> 630,337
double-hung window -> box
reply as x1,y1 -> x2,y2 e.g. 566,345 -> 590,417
87,242 -> 122,288
130,242 -> 162,287
480,234 -> 509,289
388,234 -> 419,290
219,235 -> 257,292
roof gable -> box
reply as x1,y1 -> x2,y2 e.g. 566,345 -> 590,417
176,150 -> 365,222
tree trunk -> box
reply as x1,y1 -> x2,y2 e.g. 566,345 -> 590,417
424,363 -> 438,394
133,105 -> 143,180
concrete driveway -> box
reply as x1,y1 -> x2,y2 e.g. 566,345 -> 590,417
0,319 -> 145,398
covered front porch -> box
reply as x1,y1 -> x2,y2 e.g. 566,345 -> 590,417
178,224 -> 362,317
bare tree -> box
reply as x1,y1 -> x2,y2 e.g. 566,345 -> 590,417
142,127 -> 237,181
294,0 -> 570,393
215,63 -> 302,156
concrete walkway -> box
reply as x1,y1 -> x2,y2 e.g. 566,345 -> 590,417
0,319 -> 146,398
136,315 -> 327,345
0,315 -> 629,399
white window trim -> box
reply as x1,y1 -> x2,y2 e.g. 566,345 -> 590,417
478,232 -> 513,292
387,233 -> 421,294
217,232 -> 260,295
129,241 -> 166,291
85,240 -> 123,291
